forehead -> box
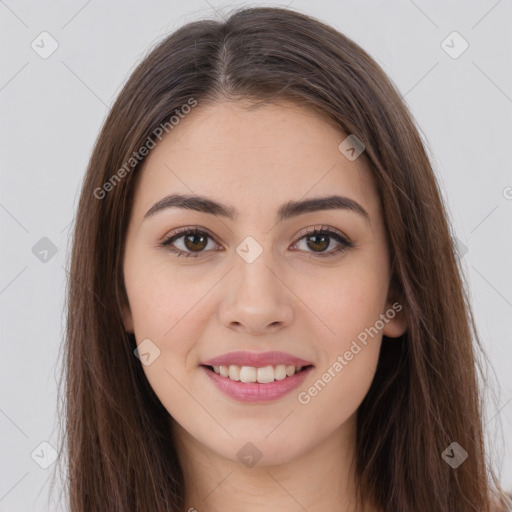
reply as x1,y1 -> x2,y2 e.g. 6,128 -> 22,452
130,100 -> 380,223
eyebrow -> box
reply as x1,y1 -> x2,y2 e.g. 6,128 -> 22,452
144,193 -> 370,223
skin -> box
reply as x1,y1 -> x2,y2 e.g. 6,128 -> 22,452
122,100 -> 407,512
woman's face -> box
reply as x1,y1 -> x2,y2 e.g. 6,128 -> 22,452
122,100 -> 406,466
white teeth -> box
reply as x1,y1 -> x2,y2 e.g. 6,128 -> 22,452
257,365 -> 274,384
274,365 -> 287,381
211,364 -> 307,382
228,365 -> 240,381
239,366 -> 257,382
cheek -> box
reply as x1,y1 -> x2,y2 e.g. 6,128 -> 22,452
125,262 -> 207,415
303,265 -> 386,404
125,254 -> 208,336
298,283 -> 384,431
124,265 -> 195,377
299,349 -> 379,444
309,266 -> 388,346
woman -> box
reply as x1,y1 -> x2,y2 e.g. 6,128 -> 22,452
55,6 -> 511,511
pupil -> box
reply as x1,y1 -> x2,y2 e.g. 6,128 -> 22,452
185,234 -> 206,251
308,234 -> 328,252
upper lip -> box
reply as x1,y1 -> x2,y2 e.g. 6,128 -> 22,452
202,351 -> 314,368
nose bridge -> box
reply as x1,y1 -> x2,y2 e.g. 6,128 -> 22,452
218,233 -> 294,333
237,240 -> 278,294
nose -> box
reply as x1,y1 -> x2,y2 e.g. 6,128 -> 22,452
217,248 -> 295,336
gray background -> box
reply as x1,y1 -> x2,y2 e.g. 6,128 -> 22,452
1,0 -> 511,510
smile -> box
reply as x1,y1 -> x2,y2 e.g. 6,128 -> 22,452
201,364 -> 314,403
205,364 -> 310,383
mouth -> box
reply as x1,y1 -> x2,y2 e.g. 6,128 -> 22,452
200,363 -> 315,403
201,363 -> 314,383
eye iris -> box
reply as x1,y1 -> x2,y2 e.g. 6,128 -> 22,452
184,233 -> 207,251
307,234 -> 329,252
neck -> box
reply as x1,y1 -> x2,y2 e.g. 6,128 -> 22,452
171,413 -> 371,512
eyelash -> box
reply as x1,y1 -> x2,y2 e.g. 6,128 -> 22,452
159,225 -> 355,259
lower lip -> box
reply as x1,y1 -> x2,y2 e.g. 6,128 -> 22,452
201,365 -> 314,403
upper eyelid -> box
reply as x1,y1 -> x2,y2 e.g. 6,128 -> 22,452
295,224 -> 349,241
163,226 -> 220,245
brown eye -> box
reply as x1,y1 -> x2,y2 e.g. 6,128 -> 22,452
293,226 -> 356,258
160,225 -> 355,259
183,233 -> 208,252
305,233 -> 330,252
160,228 -> 219,258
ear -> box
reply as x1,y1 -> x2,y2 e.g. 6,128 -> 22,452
382,282 -> 407,338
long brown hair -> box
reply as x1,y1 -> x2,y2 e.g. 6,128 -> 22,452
52,6 -> 510,511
